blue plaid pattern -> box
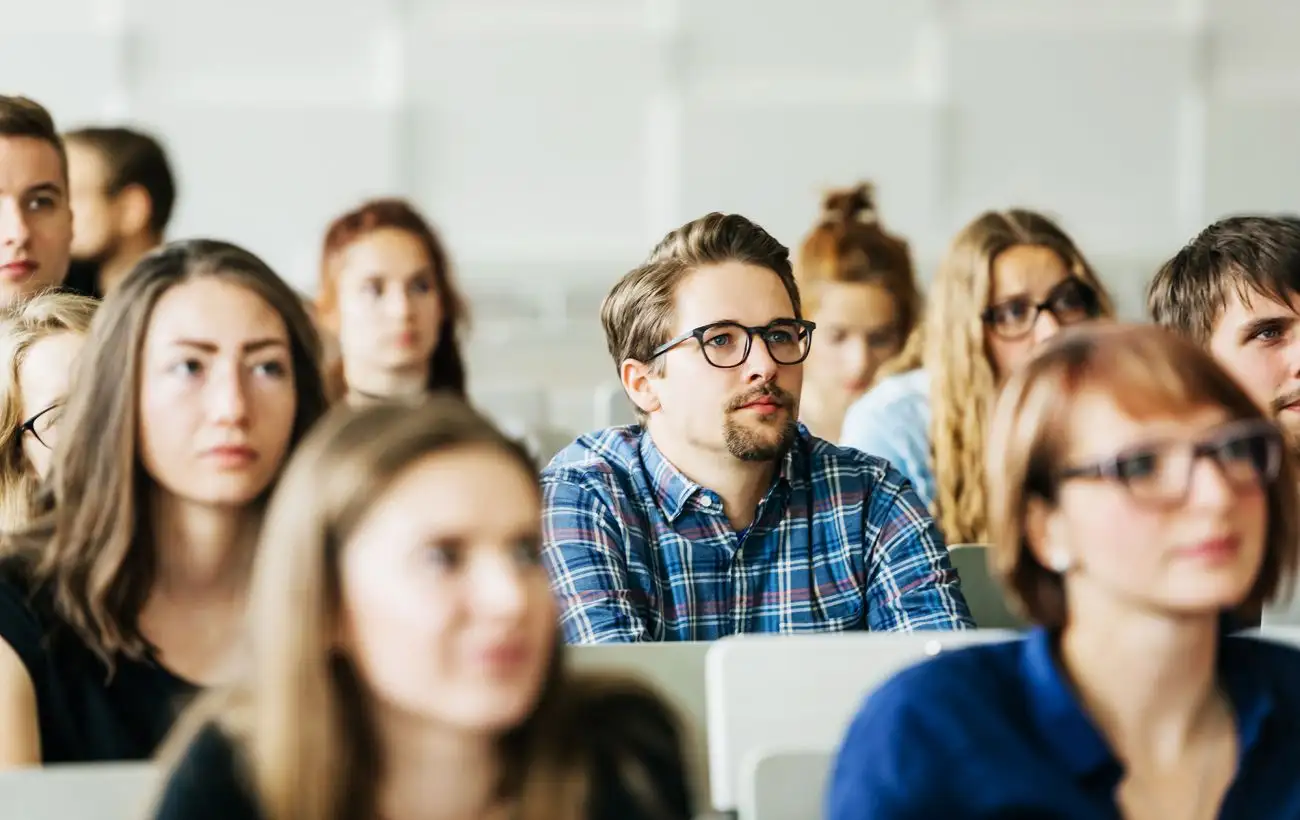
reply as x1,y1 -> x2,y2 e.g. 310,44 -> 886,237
841,368 -> 936,509
541,423 -> 973,643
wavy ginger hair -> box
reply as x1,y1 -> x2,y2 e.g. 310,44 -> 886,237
927,210 -> 1113,544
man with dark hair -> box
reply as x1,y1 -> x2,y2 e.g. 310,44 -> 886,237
541,212 -> 972,642
1148,215 -> 1300,444
63,126 -> 176,297
0,95 -> 72,307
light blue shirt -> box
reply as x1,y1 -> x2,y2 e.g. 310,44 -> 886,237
840,369 -> 935,509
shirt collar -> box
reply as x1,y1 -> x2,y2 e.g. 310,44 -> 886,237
637,426 -> 806,522
1021,625 -> 1279,782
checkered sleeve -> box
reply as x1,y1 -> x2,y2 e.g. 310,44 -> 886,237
541,472 -> 651,643
864,469 -> 974,631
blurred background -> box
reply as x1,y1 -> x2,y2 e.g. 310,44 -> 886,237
6,0 -> 1300,436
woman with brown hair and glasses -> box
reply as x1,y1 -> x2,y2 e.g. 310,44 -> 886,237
317,198 -> 469,404
0,291 -> 97,530
150,398 -> 692,820
841,209 -> 1113,544
828,324 -> 1300,819
0,240 -> 329,766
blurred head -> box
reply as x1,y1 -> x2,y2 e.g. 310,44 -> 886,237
988,324 -> 1298,627
64,127 -> 176,264
0,291 -> 96,528
606,212 -> 808,463
318,199 -> 468,399
19,239 -> 328,665
242,398 -> 558,817
796,183 -> 920,402
1149,216 -> 1300,446
0,96 -> 71,307
927,209 -> 1113,543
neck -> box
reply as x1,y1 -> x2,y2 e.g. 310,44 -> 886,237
148,490 -> 258,602
97,234 -> 159,294
647,424 -> 776,529
1060,604 -> 1224,765
374,706 -> 502,820
345,364 -> 429,404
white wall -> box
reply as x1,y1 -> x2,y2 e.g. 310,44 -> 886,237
6,0 -> 1300,433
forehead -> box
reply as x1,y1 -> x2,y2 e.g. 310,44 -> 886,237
1212,282 -> 1300,330
145,277 -> 289,345
337,229 -> 431,278
0,135 -> 64,192
989,245 -> 1070,301
65,141 -> 110,182
18,332 -> 83,409
810,281 -> 899,329
1062,387 -> 1233,462
671,262 -> 795,331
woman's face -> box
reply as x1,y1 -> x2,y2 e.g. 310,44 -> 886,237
338,445 -> 555,735
332,229 -> 442,383
18,330 -> 84,479
1036,391 -> 1272,620
137,277 -> 299,507
984,245 -> 1097,379
804,281 -> 903,402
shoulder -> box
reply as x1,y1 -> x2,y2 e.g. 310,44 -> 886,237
566,675 -> 693,820
542,426 -> 644,486
1227,635 -> 1300,708
848,370 -> 931,419
841,372 -> 932,456
802,434 -> 926,511
0,560 -> 51,670
152,722 -> 263,820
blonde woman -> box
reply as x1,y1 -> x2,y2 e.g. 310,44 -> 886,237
0,291 -> 97,530
795,183 -> 922,441
151,398 -> 692,820
841,209 -> 1114,543
828,325 -> 1300,818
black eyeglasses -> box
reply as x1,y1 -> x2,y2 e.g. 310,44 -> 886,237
20,403 -> 62,450
649,319 -> 816,369
1057,419 -> 1282,507
981,278 -> 1101,340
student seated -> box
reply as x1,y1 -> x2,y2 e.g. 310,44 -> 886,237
542,212 -> 971,642
150,398 -> 693,820
0,291 -> 97,530
827,324 -> 1300,819
841,209 -> 1113,543
0,240 -> 328,766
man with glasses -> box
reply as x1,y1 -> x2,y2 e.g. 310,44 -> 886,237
0,96 -> 73,308
541,212 -> 972,642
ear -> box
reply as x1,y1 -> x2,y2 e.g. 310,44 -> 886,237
620,358 -> 661,416
114,184 -> 154,237
1024,496 -> 1057,570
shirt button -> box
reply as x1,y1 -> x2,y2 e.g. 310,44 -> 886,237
698,495 -> 713,508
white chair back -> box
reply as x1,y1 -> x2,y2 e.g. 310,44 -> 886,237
739,748 -> 833,820
0,763 -> 160,820
705,630 -> 1017,812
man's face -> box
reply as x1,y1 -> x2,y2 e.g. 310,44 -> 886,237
645,262 -> 805,462
1207,285 -> 1300,442
66,140 -> 120,262
0,136 -> 72,307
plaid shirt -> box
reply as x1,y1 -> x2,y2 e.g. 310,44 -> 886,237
541,424 -> 973,643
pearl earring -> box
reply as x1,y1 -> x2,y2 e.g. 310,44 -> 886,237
1047,550 -> 1072,574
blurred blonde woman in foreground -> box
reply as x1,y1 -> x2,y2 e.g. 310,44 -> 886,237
151,397 -> 693,820
0,291 -> 97,530
829,324 -> 1300,819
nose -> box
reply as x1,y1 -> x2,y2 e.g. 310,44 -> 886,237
471,549 -> 530,620
1185,455 -> 1237,511
845,338 -> 871,383
208,362 -> 249,427
742,330 -> 781,383
1285,338 -> 1300,379
1030,309 -> 1062,346
0,199 -> 30,249
385,287 -> 415,321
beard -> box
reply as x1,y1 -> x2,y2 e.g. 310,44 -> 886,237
722,383 -> 799,462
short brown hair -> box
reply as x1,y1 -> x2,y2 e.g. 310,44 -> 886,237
0,95 -> 66,178
987,323 -> 1299,626
796,182 -> 921,338
601,212 -> 799,375
1148,215 -> 1300,344
64,126 -> 176,236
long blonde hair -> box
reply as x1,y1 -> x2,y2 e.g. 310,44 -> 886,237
0,291 -> 97,531
927,210 -> 1114,544
157,398 -> 687,820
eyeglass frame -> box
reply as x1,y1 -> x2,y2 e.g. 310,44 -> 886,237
980,277 -> 1102,340
20,403 -> 62,450
646,318 -> 817,369
1054,418 -> 1283,507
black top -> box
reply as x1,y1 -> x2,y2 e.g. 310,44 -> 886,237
0,571 -> 199,763
153,697 -> 695,820
60,259 -> 104,300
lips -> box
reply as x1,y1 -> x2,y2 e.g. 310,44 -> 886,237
204,445 -> 258,466
0,261 -> 37,281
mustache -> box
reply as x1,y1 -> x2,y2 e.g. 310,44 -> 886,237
726,383 -> 795,412
1272,389 -> 1300,414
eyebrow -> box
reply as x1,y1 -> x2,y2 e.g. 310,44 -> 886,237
1239,314 -> 1296,341
170,338 -> 289,353
363,267 -> 435,281
24,181 -> 64,198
